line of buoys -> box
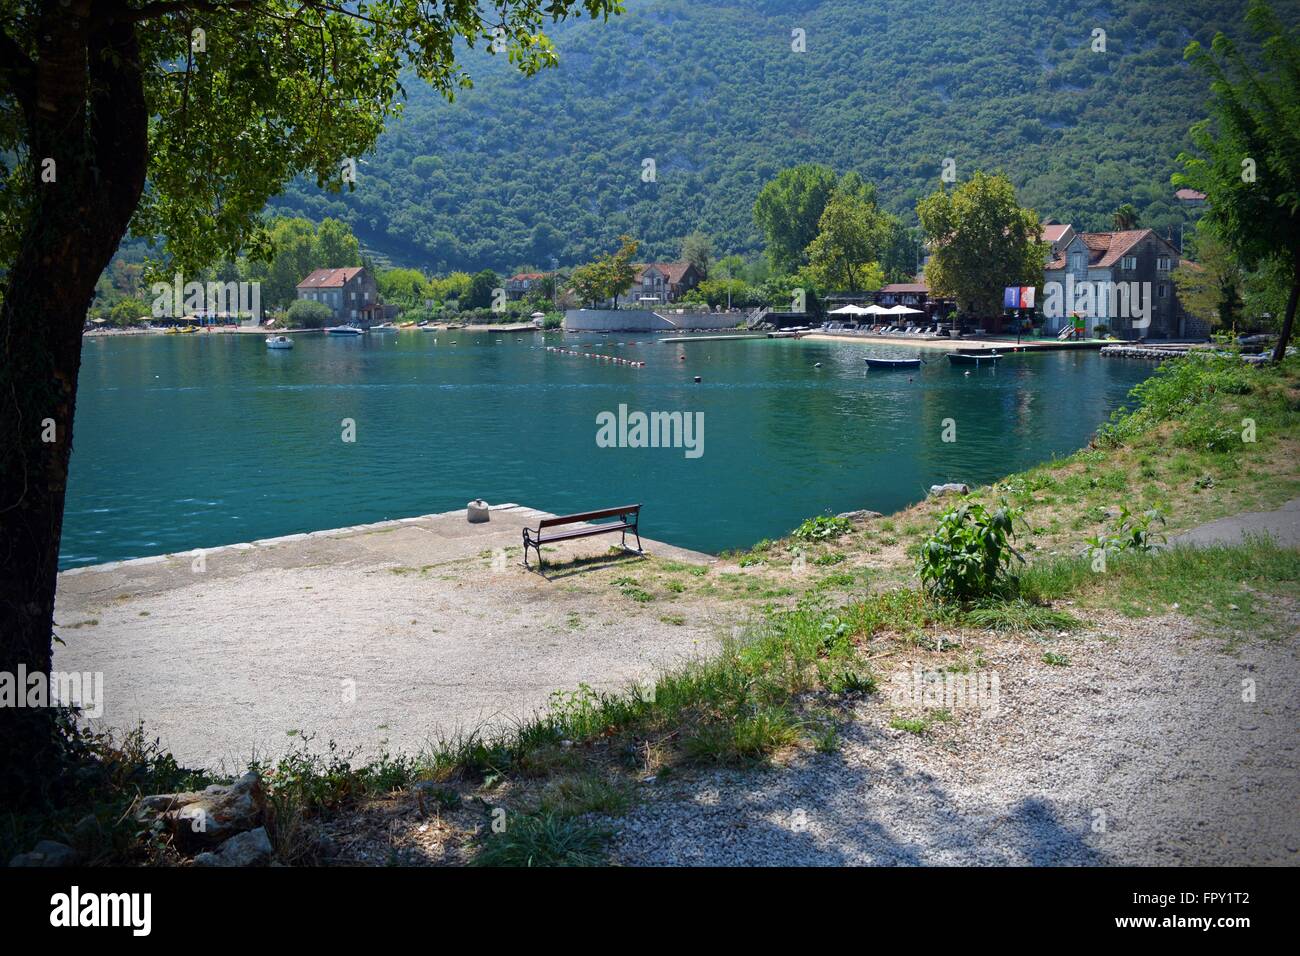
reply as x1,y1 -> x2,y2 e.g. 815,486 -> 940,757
544,346 -> 644,367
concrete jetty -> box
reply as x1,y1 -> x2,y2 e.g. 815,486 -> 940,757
54,504 -> 716,771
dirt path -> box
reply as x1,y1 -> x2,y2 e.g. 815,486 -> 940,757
611,611 -> 1299,866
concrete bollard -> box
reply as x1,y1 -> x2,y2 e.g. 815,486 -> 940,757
467,499 -> 491,523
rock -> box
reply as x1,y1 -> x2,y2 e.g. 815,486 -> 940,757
9,839 -> 78,867
139,770 -> 265,851
836,509 -> 883,522
928,483 -> 970,497
192,827 -> 274,867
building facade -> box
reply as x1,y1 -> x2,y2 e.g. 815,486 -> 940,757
1042,229 -> 1189,339
295,267 -> 380,323
631,262 -> 702,302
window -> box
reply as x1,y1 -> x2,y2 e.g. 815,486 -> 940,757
1157,256 -> 1172,271
1069,252 -> 1085,271
1158,283 -> 1168,299
1121,255 -> 1137,270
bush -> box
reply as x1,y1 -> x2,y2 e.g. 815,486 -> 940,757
791,515 -> 852,541
285,299 -> 333,328
917,500 -> 1024,603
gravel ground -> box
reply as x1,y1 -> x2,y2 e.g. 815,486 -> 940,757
611,610 -> 1300,866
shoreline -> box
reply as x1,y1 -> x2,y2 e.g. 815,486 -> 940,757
803,331 -> 1110,352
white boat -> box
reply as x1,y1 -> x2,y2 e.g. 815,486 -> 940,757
265,335 -> 294,349
369,323 -> 398,332
324,325 -> 364,336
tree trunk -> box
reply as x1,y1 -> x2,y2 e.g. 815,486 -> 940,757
1270,246 -> 1299,363
0,9 -> 148,805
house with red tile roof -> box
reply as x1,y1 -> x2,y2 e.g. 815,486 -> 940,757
505,271 -> 552,301
1043,228 -> 1195,338
296,267 -> 380,323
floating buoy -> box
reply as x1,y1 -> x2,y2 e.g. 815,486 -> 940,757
694,376 -> 702,383
814,362 -> 822,368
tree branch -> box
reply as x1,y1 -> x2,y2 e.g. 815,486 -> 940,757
0,26 -> 36,113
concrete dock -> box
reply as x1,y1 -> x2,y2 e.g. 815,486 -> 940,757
54,504 -> 718,772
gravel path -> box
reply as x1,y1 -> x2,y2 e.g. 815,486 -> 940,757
612,611 -> 1300,866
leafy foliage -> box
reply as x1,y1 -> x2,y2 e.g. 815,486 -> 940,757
916,171 -> 1045,315
1174,0 -> 1300,358
265,0 -> 1267,274
917,500 -> 1025,602
791,515 -> 852,541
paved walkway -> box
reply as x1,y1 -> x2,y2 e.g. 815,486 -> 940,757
1172,498 -> 1300,550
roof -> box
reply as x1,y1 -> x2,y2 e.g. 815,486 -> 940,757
1175,188 -> 1207,201
1045,229 -> 1176,270
509,272 -> 547,282
297,267 -> 365,289
1041,224 -> 1071,243
635,261 -> 696,284
880,282 -> 929,294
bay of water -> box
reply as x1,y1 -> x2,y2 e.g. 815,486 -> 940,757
63,331 -> 1152,568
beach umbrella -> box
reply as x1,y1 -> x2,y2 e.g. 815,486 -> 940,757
885,305 -> 924,315
828,305 -> 861,315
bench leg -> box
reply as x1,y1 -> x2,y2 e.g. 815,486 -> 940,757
521,531 -> 531,569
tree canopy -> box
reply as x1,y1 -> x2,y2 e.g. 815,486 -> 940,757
916,171 -> 1045,315
1174,0 -> 1300,359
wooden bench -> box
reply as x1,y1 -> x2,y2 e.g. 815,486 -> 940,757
522,504 -> 642,569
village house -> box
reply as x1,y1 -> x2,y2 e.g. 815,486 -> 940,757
295,267 -> 380,323
1042,228 -> 1195,339
505,271 -> 551,301
631,261 -> 702,303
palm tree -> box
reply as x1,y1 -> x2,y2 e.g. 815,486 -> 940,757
1112,203 -> 1140,230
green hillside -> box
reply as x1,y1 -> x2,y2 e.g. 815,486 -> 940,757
269,0 -> 1283,273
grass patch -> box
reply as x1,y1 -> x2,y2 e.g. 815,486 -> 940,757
471,811 -> 610,867
1020,537 -> 1300,642
963,599 -> 1081,634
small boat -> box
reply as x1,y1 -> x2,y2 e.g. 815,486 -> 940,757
865,357 -> 922,369
946,351 -> 1001,366
369,323 -> 398,333
165,325 -> 197,334
265,335 -> 294,350
324,325 -> 364,336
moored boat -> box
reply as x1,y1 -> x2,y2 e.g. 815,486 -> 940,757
265,335 -> 294,349
865,357 -> 922,369
946,351 -> 1001,366
324,325 -> 364,336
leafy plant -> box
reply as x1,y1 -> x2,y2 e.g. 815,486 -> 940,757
917,500 -> 1024,603
792,515 -> 852,541
1083,505 -> 1167,558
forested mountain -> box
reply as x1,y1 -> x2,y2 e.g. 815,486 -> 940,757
268,0 -> 1287,274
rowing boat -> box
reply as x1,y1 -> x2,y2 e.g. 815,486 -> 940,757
864,357 -> 922,369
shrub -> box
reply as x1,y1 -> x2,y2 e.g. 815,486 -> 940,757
917,500 -> 1024,603
792,515 -> 852,541
285,299 -> 333,328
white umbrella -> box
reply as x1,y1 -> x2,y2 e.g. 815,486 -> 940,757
862,304 -> 890,315
828,305 -> 861,315
886,304 -> 924,315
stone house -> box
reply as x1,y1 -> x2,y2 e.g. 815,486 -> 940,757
295,267 -> 380,323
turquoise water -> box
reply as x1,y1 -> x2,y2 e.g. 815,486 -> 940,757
63,331 -> 1152,568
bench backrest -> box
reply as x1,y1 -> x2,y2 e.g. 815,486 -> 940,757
537,504 -> 640,530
